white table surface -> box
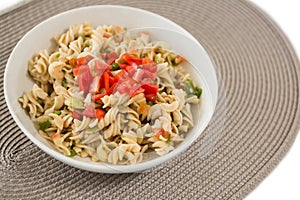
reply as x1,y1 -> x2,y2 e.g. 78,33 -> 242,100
0,0 -> 299,199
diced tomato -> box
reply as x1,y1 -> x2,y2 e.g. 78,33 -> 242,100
89,75 -> 101,94
82,105 -> 96,118
73,67 -> 80,76
155,128 -> 170,139
119,63 -> 128,69
92,92 -> 107,102
103,71 -> 110,91
103,32 -> 111,38
95,109 -> 105,120
130,87 -> 145,97
69,58 -> 77,67
109,76 -> 115,86
107,52 -> 118,65
122,53 -> 143,65
142,57 -> 151,64
71,111 -> 83,120
175,55 -> 185,64
114,74 -> 121,84
77,65 -> 93,95
145,93 -> 157,102
77,55 -> 93,66
106,83 -> 117,95
141,83 -> 158,95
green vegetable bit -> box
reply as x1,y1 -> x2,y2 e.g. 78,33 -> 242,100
69,149 -> 77,157
184,79 -> 202,98
36,98 -> 44,106
85,41 -> 91,48
111,63 -> 120,71
38,120 -> 51,131
147,101 -> 153,106
78,34 -> 86,41
54,110 -> 61,115
55,53 -> 60,59
105,48 -> 112,53
166,134 -> 171,145
62,79 -> 68,88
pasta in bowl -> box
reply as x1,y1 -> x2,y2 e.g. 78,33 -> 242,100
4,6 -> 216,173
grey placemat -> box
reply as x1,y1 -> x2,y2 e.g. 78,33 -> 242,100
1,0 -> 299,199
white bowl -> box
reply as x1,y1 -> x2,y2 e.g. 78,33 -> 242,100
4,5 -> 218,173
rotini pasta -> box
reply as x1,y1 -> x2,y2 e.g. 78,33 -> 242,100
19,23 -> 203,164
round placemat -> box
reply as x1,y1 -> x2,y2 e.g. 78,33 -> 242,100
0,0 -> 299,199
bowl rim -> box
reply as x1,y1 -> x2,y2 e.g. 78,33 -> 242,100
4,5 -> 216,173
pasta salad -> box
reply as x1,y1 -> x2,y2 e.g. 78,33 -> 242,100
19,23 -> 202,164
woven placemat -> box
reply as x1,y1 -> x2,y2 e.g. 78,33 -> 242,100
1,0 -> 299,199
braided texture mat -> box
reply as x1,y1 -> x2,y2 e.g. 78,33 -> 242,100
1,0 -> 299,199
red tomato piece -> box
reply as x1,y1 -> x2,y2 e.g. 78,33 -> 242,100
73,67 -> 80,76
141,83 -> 158,95
106,83 -> 117,95
95,109 -> 105,120
155,128 -> 170,139
119,64 -> 128,69
123,53 -> 143,65
77,55 -> 93,66
109,76 -> 115,86
92,92 -> 107,102
103,71 -> 110,91
145,93 -> 157,102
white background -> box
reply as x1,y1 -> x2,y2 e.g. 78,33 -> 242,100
246,1 -> 300,199
0,0 -> 299,199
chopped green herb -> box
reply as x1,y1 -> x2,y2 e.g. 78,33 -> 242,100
54,110 -> 61,115
166,134 -> 171,144
55,53 -> 60,59
36,98 -> 43,106
111,63 -> 120,71
69,149 -> 77,157
62,79 -> 68,88
78,34 -> 86,41
38,120 -> 51,131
